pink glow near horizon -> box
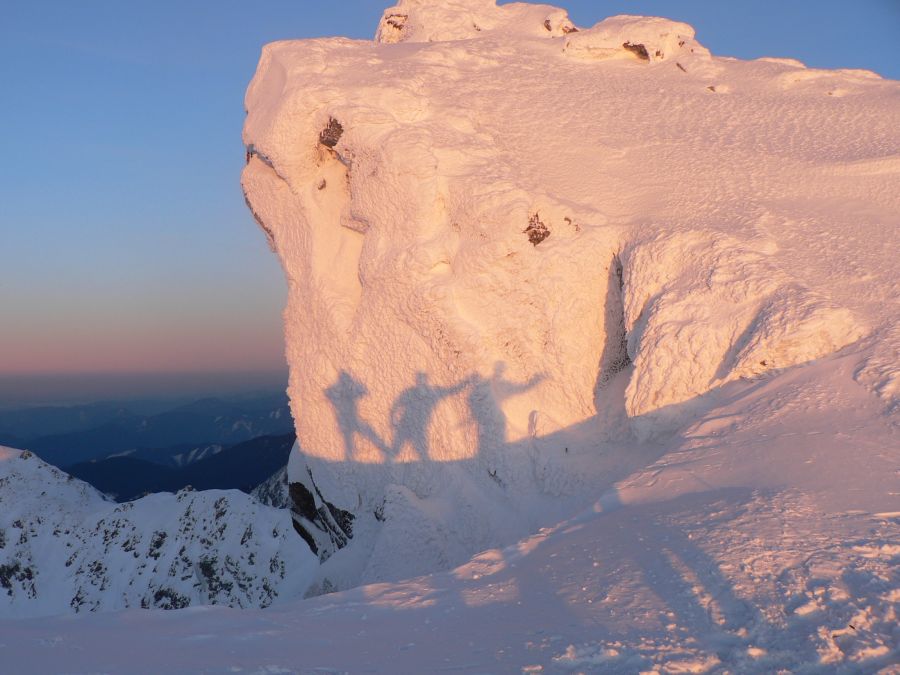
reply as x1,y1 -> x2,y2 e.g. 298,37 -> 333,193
0,318 -> 286,375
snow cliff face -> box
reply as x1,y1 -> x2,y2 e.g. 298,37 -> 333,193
241,0 -> 899,590
0,447 -> 316,618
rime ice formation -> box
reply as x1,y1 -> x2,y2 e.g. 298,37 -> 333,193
242,0 -> 899,595
375,0 -> 578,43
0,448 -> 316,618
562,15 -> 709,63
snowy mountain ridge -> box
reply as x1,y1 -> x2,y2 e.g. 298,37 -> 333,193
0,446 -> 315,618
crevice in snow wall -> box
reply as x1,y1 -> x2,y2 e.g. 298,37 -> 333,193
594,253 -> 631,403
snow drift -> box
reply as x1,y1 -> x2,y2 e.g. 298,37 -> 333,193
241,0 -> 898,593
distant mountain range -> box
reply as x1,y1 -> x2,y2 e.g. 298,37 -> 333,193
66,433 -> 295,501
5,392 -> 293,467
0,391 -> 296,501
0,401 -> 140,441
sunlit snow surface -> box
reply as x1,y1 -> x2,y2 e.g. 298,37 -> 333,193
4,0 -> 900,671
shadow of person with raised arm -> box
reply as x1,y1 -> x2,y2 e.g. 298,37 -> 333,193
469,362 -> 544,486
390,372 -> 468,461
325,370 -> 389,461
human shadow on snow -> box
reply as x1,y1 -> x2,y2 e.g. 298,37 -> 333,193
293,360 -> 801,652
324,363 -> 544,465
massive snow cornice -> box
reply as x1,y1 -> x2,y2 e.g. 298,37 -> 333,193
242,0 -> 900,590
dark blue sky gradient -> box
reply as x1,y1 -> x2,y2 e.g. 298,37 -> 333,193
0,1 -> 896,400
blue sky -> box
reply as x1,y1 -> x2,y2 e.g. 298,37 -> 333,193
0,1 -> 897,393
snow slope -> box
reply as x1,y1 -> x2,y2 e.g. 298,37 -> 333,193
240,0 -> 899,595
0,447 -> 316,618
2,447 -> 898,672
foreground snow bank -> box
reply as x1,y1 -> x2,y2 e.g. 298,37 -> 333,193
0,448 -> 316,617
6,350 -> 896,671
3,476 -> 898,672
242,0 -> 897,592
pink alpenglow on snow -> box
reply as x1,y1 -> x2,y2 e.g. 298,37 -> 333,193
241,0 -> 896,587
2,1 -> 899,673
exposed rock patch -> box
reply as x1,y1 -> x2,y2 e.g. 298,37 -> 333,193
319,117 -> 344,149
622,41 -> 649,61
524,213 -> 551,245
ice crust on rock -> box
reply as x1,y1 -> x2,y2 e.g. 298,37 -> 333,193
562,15 -> 709,63
242,0 -> 899,591
375,0 -> 578,44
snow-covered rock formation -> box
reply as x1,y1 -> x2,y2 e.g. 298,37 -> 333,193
242,0 -> 898,592
0,447 -> 316,618
374,0 -> 578,43
252,465 -> 290,510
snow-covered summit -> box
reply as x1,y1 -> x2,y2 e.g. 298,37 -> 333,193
563,14 -> 709,63
373,0 -> 709,65
375,0 -> 578,43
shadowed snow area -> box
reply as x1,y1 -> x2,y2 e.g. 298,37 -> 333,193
2,0 -> 899,671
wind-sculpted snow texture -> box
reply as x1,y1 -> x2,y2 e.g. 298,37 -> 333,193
0,447 -> 316,618
242,0 -> 898,599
